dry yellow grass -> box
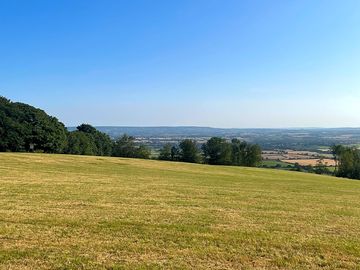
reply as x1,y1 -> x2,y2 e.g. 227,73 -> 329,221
282,159 -> 336,166
0,153 -> 360,269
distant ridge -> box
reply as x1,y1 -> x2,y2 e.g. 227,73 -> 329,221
67,126 -> 360,137
67,126 -> 315,137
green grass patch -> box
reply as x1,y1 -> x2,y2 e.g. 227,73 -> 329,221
261,160 -> 293,168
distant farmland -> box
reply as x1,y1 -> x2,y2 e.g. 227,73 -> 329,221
0,153 -> 359,269
85,126 -> 360,151
282,158 -> 336,167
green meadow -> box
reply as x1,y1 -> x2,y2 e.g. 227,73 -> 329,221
0,153 -> 360,269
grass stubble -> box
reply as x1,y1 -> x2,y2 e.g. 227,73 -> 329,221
0,153 -> 360,269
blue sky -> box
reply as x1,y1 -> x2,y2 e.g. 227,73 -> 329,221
1,0 -> 360,127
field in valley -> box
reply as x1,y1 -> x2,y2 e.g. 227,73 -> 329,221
262,150 -> 336,170
0,153 -> 360,269
281,159 -> 336,167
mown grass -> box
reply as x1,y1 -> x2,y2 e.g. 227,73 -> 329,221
0,153 -> 360,269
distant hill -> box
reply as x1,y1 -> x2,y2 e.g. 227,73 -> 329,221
69,126 -> 274,137
68,126 -> 360,151
67,126 -> 360,137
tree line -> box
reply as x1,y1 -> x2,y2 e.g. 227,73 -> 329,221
0,96 -> 151,158
0,96 -> 68,152
1,96 -> 262,167
4,96 -> 360,179
66,124 -> 151,158
332,145 -> 360,180
4,96 -> 360,178
159,137 -> 262,167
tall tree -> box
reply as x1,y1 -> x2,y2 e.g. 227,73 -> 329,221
244,144 -> 262,167
66,131 -> 97,155
231,139 -> 247,166
179,139 -> 201,163
159,144 -> 172,161
0,96 -> 68,153
76,124 -> 113,156
331,145 -> 345,174
112,134 -> 137,157
202,137 -> 232,165
231,139 -> 261,167
171,145 -> 180,161
112,134 -> 150,159
136,145 -> 152,159
332,145 -> 360,180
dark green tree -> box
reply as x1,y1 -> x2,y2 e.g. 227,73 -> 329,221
179,139 -> 200,163
337,147 -> 357,178
331,145 -> 345,174
231,139 -> 248,166
136,145 -> 151,159
231,139 -> 261,167
75,124 -> 113,156
171,145 -> 180,161
159,144 -> 172,160
202,137 -> 232,165
0,96 -> 68,153
77,124 -> 97,134
112,134 -> 150,159
112,134 -> 137,157
331,145 -> 360,180
244,144 -> 262,167
66,131 -> 97,155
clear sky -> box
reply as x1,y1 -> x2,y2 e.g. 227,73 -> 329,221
1,0 -> 359,128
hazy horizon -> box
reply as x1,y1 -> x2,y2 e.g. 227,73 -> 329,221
67,125 -> 360,130
1,0 -> 360,128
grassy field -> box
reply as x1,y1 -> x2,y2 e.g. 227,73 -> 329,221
260,160 -> 293,169
1,153 -> 360,269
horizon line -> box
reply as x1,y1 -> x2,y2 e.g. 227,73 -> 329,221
66,125 -> 360,130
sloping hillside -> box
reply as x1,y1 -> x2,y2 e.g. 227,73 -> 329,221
0,153 -> 359,269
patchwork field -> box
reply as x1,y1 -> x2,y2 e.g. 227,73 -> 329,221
0,153 -> 360,269
281,159 -> 336,167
